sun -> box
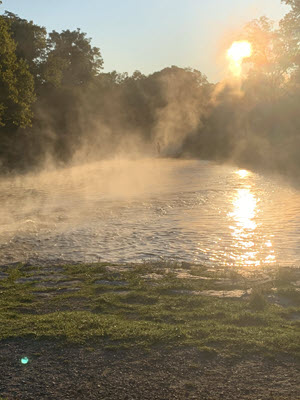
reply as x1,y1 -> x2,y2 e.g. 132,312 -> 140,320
227,41 -> 252,62
227,41 -> 252,76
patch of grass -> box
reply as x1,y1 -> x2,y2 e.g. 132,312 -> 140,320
276,287 -> 300,303
275,267 -> 299,286
0,263 -> 299,357
249,288 -> 267,311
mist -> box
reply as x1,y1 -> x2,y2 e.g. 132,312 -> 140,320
0,3 -> 299,181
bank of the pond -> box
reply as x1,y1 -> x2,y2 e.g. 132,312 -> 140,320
0,261 -> 299,399
0,262 -> 299,355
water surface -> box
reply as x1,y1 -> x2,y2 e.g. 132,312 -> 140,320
0,159 -> 299,269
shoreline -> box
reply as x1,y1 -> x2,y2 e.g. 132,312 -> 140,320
0,261 -> 299,399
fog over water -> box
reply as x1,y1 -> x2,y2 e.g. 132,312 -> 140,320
0,159 -> 299,269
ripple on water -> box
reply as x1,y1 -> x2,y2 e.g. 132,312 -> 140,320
0,159 -> 299,269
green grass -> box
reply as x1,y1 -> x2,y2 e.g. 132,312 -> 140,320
0,262 -> 299,357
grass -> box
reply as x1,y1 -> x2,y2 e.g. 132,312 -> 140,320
0,262 -> 299,357
249,288 -> 267,311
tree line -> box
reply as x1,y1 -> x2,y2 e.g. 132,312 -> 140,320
0,0 -> 299,177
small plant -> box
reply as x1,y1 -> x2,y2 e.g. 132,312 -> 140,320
275,267 -> 298,286
249,288 -> 267,311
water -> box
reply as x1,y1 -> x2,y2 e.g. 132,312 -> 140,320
0,159 -> 299,269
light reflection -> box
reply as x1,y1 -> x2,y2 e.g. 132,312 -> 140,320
229,189 -> 257,230
235,169 -> 250,178
228,184 -> 276,267
228,187 -> 259,266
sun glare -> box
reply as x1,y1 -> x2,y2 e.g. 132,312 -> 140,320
227,41 -> 252,76
236,169 -> 249,178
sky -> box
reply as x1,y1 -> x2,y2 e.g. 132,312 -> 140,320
1,0 -> 289,82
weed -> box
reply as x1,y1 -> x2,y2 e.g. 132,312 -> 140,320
249,288 -> 267,311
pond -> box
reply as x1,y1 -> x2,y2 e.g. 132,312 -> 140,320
0,158 -> 299,269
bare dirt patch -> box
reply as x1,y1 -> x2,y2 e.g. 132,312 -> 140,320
0,339 -> 299,400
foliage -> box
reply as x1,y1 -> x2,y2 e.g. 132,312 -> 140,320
249,288 -> 267,311
44,29 -> 103,87
3,11 -> 47,79
280,0 -> 300,85
0,16 -> 35,128
0,2 -> 299,175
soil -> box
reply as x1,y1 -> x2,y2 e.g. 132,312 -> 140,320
0,339 -> 299,400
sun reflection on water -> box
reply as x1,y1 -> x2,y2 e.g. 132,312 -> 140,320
235,169 -> 249,178
227,171 -> 276,267
230,188 -> 257,231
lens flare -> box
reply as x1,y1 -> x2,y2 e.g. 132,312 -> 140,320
227,41 -> 252,76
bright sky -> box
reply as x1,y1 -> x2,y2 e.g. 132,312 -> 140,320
1,0 -> 289,82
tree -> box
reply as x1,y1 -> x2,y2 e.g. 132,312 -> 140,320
44,29 -> 103,87
0,15 -> 35,128
3,11 -> 47,76
280,0 -> 300,84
